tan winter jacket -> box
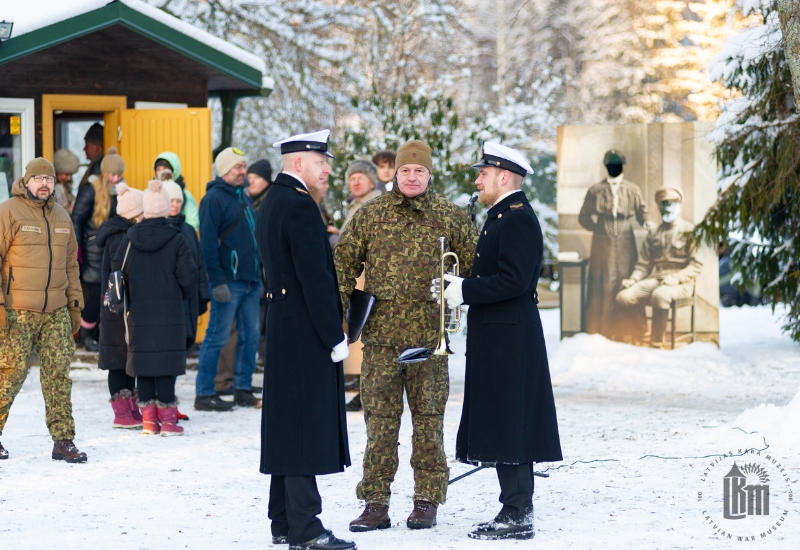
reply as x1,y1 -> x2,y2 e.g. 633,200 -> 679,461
0,178 -> 84,313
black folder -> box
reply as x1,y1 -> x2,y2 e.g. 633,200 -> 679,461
346,289 -> 376,342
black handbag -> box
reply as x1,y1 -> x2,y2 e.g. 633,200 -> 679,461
103,242 -> 133,343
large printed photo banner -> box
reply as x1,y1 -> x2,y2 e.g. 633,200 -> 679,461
556,123 -> 720,348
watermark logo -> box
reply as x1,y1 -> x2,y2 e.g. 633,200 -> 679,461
698,449 -> 794,541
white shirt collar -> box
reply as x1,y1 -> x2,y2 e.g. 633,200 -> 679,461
493,189 -> 523,207
606,173 -> 624,186
282,170 -> 308,190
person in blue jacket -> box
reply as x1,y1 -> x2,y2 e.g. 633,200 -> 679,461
195,147 -> 261,411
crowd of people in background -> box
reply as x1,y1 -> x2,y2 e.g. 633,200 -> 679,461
0,120 -> 400,439
1,126 -> 562,549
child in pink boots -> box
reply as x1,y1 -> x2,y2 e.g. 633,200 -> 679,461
110,181 -> 197,436
97,182 -> 144,429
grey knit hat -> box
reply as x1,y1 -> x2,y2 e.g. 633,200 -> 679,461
345,160 -> 378,186
54,149 -> 80,175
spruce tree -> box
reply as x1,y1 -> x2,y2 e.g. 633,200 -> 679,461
697,0 -> 800,339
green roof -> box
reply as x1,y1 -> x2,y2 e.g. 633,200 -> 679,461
0,1 -> 266,91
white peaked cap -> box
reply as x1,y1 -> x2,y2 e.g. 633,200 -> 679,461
273,129 -> 334,158
473,141 -> 533,176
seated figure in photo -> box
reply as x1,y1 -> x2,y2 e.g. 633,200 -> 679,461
615,187 -> 703,348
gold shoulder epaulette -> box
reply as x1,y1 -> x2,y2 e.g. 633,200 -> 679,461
510,203 -> 523,209
295,187 -> 309,195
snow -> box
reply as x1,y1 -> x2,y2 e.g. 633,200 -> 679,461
1,305 -> 799,548
4,0 -> 268,80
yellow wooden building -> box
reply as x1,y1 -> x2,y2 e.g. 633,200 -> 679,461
0,0 -> 271,339
0,0 -> 270,200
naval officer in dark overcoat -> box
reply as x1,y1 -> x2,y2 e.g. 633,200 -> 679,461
441,142 -> 562,540
256,130 -> 356,550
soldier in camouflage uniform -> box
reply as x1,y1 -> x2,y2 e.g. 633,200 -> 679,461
0,158 -> 86,463
335,140 -> 477,531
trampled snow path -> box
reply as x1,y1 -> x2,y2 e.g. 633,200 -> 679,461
1,305 -> 799,548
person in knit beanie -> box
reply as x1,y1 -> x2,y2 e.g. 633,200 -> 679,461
162,179 -> 184,218
53,149 -> 80,213
96,181 -> 144,428
112,179 -> 198,435
143,180 -> 171,219
115,182 -> 144,221
343,159 -> 382,230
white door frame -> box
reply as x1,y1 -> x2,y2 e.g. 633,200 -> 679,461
0,97 -> 36,167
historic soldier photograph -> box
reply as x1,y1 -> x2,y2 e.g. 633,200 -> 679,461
616,187 -> 703,348
256,130 -> 355,550
0,158 -> 86,463
440,142 -> 562,540
335,139 -> 477,531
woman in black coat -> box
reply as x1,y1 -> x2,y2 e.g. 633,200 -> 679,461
164,180 -> 210,348
97,183 -> 145,429
112,180 -> 197,436
72,147 -> 124,351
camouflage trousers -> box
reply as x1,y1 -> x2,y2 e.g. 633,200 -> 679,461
357,345 -> 450,506
0,307 -> 76,440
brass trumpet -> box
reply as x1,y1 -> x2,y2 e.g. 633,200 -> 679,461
396,235 -> 461,364
433,235 -> 461,356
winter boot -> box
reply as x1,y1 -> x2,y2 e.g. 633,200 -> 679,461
345,393 -> 362,412
0,440 -> 8,460
52,440 -> 87,463
234,389 -> 262,408
139,402 -> 160,435
110,390 -> 143,429
469,507 -> 534,540
194,394 -> 235,412
129,392 -> 144,422
158,402 -> 184,436
79,326 -> 99,352
349,502 -> 390,532
407,500 -> 437,529
288,530 -> 356,550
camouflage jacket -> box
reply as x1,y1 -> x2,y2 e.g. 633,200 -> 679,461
335,187 -> 477,349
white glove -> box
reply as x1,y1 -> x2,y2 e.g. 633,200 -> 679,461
443,274 -> 464,309
330,333 -> 350,362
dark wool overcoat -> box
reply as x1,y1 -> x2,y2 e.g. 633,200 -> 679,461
168,214 -> 210,348
457,192 -> 562,465
96,215 -> 134,371
112,217 -> 197,377
256,173 -> 350,476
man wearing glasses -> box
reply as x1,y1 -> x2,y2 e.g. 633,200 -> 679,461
0,158 -> 86,463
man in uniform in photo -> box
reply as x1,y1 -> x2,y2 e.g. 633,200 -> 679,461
256,130 -> 355,550
616,186 -> 702,348
440,142 -> 562,540
335,140 -> 477,531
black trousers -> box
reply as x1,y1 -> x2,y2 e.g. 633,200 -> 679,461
268,475 -> 325,545
497,463 -> 534,516
136,376 -> 176,404
107,369 -> 136,396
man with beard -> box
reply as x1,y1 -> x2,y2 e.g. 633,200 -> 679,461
0,158 -> 86,463
441,142 -> 562,540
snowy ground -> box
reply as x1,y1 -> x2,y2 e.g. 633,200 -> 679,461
1,305 -> 799,549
